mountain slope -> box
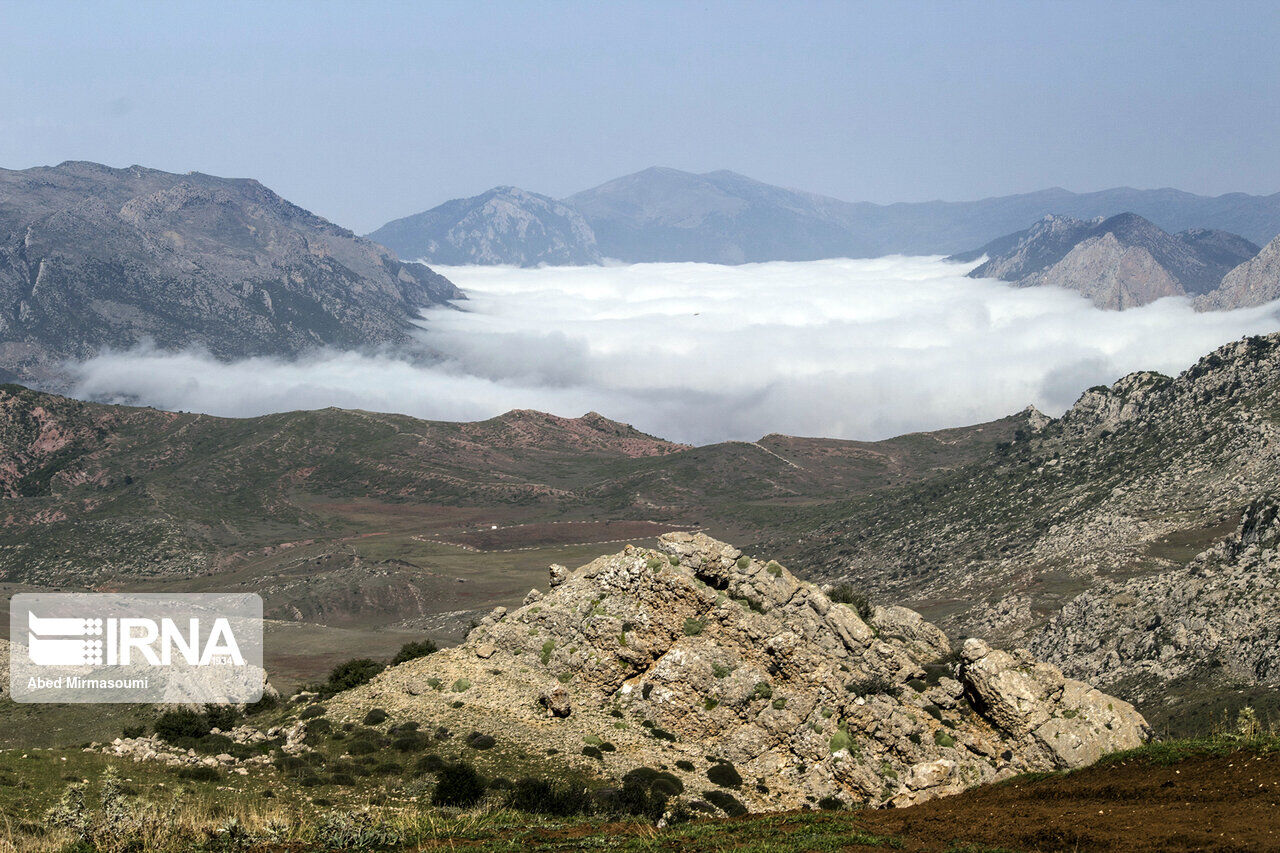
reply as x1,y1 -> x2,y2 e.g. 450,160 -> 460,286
1197,232 -> 1280,310
566,167 -> 875,263
0,161 -> 461,383
763,333 -> 1280,726
371,168 -> 1280,265
953,213 -> 1260,308
367,186 -> 601,266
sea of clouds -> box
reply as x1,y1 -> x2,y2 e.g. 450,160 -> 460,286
67,257 -> 1280,445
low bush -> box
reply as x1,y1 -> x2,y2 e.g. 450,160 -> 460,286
828,584 -> 872,619
327,659 -> 386,693
464,731 -> 496,750
706,762 -> 742,787
391,639 -> 438,665
506,777 -> 594,816
154,709 -> 211,742
703,789 -> 747,816
432,761 -> 486,808
363,708 -> 388,725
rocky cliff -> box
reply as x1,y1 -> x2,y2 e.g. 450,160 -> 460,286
1032,497 -> 1280,707
0,161 -> 461,383
367,186 -> 601,266
770,333 -> 1280,728
954,213 -> 1260,309
1197,232 -> 1280,310
331,533 -> 1147,813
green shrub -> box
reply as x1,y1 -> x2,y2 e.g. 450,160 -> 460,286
414,754 -> 446,775
451,678 -> 471,692
934,731 -> 956,748
817,795 -> 844,810
299,704 -> 328,720
682,617 -> 705,636
736,556 -> 751,569
363,708 -> 388,725
121,724 -> 146,739
675,759 -> 695,772
154,709 -> 211,742
582,746 -> 603,760
203,704 -> 241,731
703,789 -> 747,816
391,639 -> 439,665
846,675 -> 896,697
706,762 -> 742,787
829,729 -> 853,753
392,732 -> 429,752
507,777 -> 593,816
829,584 -> 872,619
465,731 -> 496,750
327,659 -> 385,693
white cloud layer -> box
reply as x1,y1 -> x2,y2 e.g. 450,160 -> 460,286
67,258 -> 1280,445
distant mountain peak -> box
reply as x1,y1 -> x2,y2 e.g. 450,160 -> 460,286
367,185 -> 600,267
952,212 -> 1260,309
0,161 -> 460,384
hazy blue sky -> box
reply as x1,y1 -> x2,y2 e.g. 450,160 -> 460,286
2,0 -> 1277,233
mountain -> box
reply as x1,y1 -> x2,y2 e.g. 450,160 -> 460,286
371,167 -> 1280,265
0,380 -> 1019,654
565,167 -> 876,263
764,332 -> 1280,731
1196,232 -> 1280,310
952,213 -> 1260,309
328,531 -> 1146,813
367,186 -> 601,266
0,161 -> 461,384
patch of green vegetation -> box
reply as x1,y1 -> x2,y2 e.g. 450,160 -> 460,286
682,617 -> 705,636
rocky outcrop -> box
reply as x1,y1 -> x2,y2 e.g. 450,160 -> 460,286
778,332 -> 1280,723
368,186 -> 602,266
1197,232 -> 1280,310
332,533 -> 1147,814
953,213 -> 1260,309
0,161 -> 461,383
1032,497 -> 1280,704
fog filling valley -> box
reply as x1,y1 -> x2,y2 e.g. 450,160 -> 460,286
68,257 -> 1280,445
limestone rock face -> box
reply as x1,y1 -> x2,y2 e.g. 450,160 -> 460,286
1198,232 -> 1280,310
959,639 -> 1148,768
1033,497 -> 1280,704
956,212 -> 1259,310
336,533 -> 1148,814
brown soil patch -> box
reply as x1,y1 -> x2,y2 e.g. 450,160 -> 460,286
858,748 -> 1280,852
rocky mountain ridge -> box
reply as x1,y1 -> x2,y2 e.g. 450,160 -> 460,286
369,167 -> 1280,265
951,213 -> 1261,309
1032,497 -> 1280,713
330,532 -> 1147,813
770,333 -> 1280,727
1197,232 -> 1280,311
367,186 -> 601,266
0,161 -> 461,383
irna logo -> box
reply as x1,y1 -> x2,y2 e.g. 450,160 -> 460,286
26,612 -> 245,667
10,593 -> 263,704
